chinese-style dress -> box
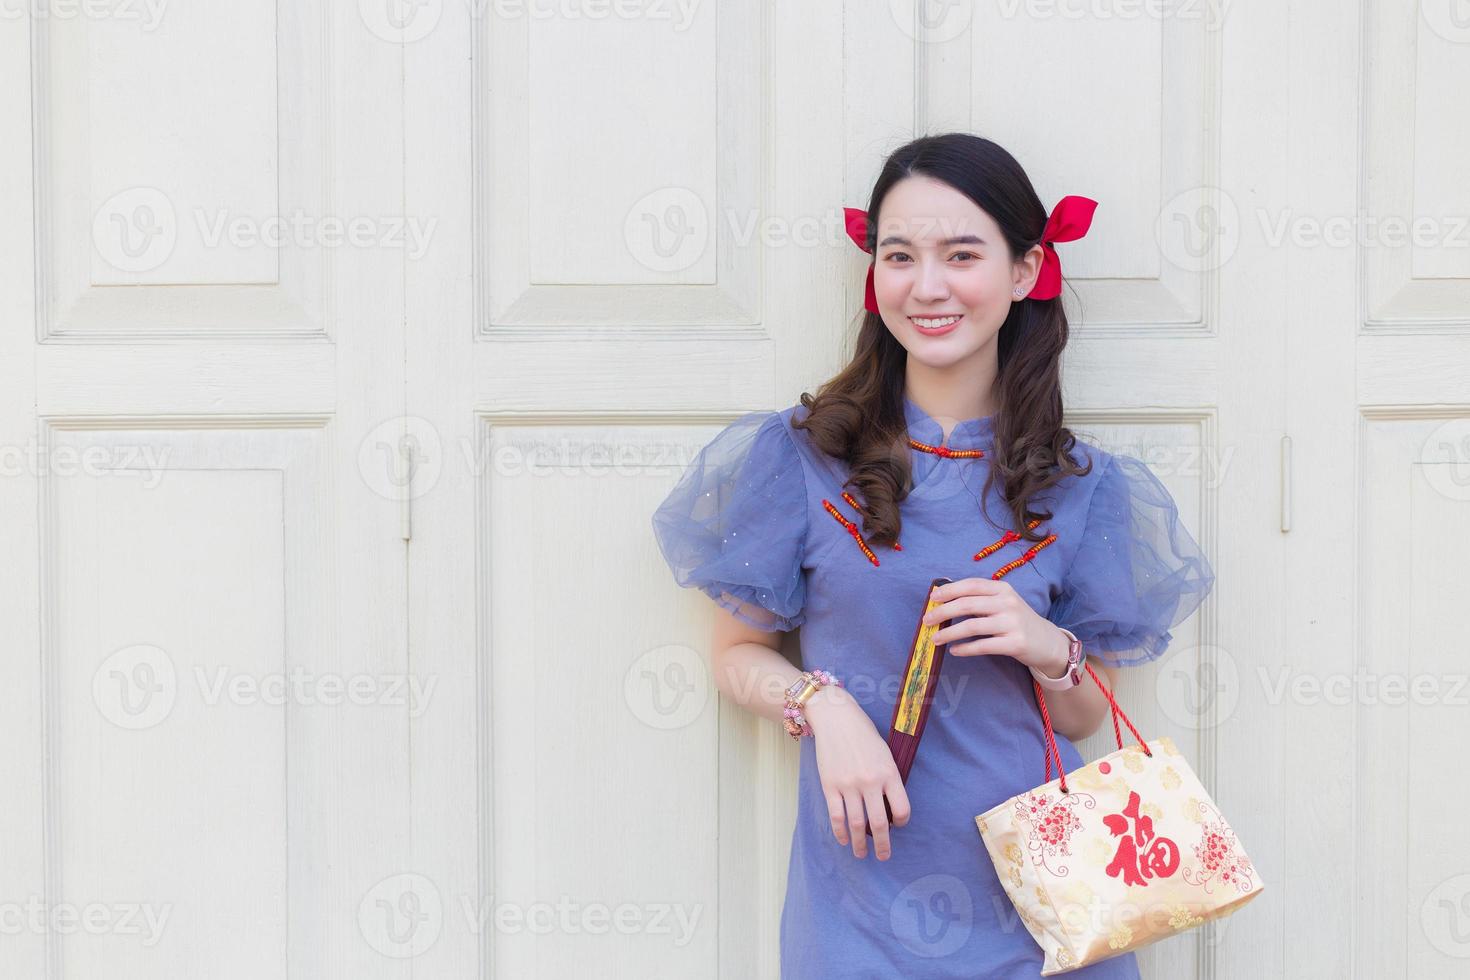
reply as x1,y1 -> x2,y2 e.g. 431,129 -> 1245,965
651,395 -> 1214,979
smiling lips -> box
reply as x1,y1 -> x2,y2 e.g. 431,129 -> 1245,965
910,314 -> 963,336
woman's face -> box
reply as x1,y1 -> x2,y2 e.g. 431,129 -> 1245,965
872,175 -> 1043,367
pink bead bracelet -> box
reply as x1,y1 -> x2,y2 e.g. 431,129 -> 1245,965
783,668 -> 843,740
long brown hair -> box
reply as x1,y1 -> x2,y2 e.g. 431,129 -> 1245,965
791,133 -> 1091,546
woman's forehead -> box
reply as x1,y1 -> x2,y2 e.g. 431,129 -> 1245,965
875,178 -> 999,244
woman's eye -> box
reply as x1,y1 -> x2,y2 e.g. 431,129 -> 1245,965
884,251 -> 977,263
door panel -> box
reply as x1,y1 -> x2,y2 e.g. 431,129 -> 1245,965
3,2 -> 411,977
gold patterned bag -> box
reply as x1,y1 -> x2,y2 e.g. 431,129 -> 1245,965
975,664 -> 1263,975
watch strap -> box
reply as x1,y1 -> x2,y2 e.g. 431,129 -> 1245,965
1030,627 -> 1083,690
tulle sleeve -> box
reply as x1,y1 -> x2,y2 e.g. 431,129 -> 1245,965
1046,453 -> 1214,668
650,410 -> 809,632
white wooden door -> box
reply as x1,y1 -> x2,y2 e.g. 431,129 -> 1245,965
1292,2 -> 1470,976
2,3 -> 415,978
400,1 -> 837,975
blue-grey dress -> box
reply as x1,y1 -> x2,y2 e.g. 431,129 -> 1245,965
651,395 -> 1214,979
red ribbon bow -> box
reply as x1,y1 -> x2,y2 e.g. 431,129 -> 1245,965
843,195 -> 1097,312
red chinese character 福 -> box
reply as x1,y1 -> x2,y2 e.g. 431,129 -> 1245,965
1103,790 -> 1180,887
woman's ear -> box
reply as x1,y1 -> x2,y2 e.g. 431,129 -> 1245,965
1013,243 -> 1046,297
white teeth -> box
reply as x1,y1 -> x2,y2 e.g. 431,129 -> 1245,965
912,315 -> 960,328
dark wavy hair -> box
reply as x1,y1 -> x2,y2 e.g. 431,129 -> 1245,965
790,132 -> 1091,546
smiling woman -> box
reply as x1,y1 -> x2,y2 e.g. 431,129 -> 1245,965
826,144 -> 1098,551
653,133 -> 1214,979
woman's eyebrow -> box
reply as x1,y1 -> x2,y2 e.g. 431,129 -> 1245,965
877,234 -> 987,247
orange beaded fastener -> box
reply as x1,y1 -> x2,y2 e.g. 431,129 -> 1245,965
841,491 -> 901,550
822,499 -> 881,565
992,533 -> 1057,579
972,518 -> 1043,561
908,438 -> 985,459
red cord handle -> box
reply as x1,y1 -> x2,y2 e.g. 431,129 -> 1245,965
1033,661 -> 1151,794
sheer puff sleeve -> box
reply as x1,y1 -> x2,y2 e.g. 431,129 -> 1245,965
651,410 -> 809,632
1047,452 -> 1215,668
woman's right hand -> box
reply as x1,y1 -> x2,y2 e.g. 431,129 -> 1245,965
803,686 -> 911,861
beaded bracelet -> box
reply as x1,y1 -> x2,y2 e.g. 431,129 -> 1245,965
782,668 -> 843,740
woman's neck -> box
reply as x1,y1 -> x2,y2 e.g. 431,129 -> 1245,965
903,361 -> 999,430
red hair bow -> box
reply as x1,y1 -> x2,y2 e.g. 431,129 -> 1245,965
1029,195 -> 1097,301
842,206 -> 880,313
842,195 -> 1097,311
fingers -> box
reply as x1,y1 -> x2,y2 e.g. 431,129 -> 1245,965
841,789 -> 869,858
930,577 -> 1007,606
934,613 -> 1012,651
863,785 -> 892,860
826,789 -> 849,847
885,776 -> 912,829
827,781 -> 909,860
826,787 -> 874,858
826,788 -> 869,855
926,594 -> 1007,639
949,633 -> 1027,658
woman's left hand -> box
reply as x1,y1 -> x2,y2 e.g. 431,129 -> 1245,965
921,578 -> 1067,675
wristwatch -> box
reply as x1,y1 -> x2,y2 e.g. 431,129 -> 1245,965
1030,627 -> 1084,690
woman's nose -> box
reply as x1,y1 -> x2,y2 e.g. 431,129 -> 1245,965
912,260 -> 949,300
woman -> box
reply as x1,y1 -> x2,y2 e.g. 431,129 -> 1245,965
651,132 -> 1214,978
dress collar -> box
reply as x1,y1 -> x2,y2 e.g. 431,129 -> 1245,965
902,395 -> 996,453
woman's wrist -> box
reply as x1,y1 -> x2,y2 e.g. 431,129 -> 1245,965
1033,626 -> 1073,680
800,683 -> 853,731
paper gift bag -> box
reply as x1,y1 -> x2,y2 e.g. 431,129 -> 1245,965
975,663 -> 1263,975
